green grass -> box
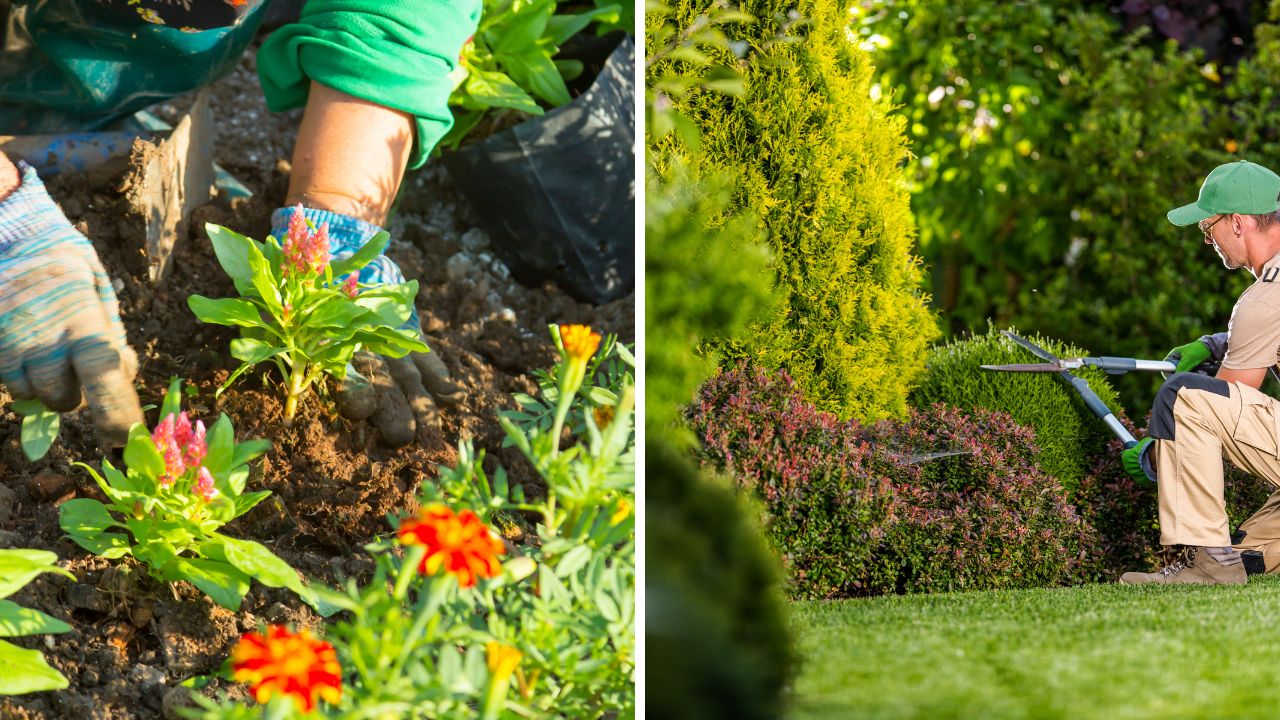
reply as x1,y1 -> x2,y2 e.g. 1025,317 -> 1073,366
788,574 -> 1280,719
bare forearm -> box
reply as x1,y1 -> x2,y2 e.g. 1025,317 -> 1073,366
0,152 -> 21,202
286,82 -> 414,227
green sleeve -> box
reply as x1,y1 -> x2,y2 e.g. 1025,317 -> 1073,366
255,0 -> 480,169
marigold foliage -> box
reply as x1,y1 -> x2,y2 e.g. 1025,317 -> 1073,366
649,0 -> 939,422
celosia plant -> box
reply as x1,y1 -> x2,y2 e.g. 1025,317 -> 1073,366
188,209 -> 427,423
58,378 -> 335,615
192,324 -> 634,719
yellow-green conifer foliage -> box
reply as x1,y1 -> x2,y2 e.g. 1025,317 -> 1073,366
649,0 -> 939,421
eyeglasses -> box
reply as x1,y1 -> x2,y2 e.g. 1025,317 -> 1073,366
1199,214 -> 1227,241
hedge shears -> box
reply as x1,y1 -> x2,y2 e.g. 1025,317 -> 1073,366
981,331 -> 1154,449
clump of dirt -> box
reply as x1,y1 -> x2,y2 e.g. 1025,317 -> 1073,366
1,37 -> 633,720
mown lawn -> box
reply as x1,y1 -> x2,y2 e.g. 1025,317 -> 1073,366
788,573 -> 1280,719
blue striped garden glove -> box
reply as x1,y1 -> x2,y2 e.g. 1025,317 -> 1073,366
0,161 -> 143,446
270,206 -> 465,447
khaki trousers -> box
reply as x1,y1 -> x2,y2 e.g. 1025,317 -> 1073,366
1155,380 -> 1280,547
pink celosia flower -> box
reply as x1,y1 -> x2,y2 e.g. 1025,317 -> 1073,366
341,275 -> 358,299
195,467 -> 220,502
152,412 -> 208,489
184,419 -> 207,467
282,205 -> 331,276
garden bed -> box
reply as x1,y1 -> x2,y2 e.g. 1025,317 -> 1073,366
0,51 -> 633,720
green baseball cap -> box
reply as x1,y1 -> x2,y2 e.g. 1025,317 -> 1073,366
1168,160 -> 1280,226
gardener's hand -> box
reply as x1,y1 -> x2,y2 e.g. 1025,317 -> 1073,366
1120,437 -> 1156,483
1164,339 -> 1213,372
271,207 -> 466,447
0,160 -> 143,446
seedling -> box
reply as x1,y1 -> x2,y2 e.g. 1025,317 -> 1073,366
59,378 -> 336,615
188,210 -> 426,423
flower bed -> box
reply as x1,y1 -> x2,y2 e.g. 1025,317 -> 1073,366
0,52 -> 633,719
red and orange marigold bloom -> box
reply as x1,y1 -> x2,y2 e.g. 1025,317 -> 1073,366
231,626 -> 342,713
559,324 -> 601,363
398,504 -> 506,588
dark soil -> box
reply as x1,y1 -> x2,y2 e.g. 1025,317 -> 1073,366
0,42 -> 633,720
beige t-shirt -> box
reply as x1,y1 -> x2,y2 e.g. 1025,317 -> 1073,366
1223,253 -> 1280,370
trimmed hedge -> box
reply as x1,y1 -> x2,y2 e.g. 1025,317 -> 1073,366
689,362 -> 1095,598
649,0 -> 938,423
909,326 -> 1124,495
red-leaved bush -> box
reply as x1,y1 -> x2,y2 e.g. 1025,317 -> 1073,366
688,362 -> 1097,599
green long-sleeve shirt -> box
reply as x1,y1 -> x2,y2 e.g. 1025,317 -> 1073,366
257,0 -> 481,168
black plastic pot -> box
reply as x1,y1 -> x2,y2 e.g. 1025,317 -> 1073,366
442,35 -> 635,305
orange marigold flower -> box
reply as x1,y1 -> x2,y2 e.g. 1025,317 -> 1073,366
231,626 -> 342,713
486,641 -> 523,682
398,504 -> 506,588
559,324 -> 601,363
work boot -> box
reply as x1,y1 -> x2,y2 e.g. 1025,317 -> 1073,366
1119,546 -> 1246,586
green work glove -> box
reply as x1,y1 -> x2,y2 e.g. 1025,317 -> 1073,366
1120,437 -> 1156,483
1164,339 -> 1214,374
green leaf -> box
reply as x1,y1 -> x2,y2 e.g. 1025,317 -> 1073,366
0,599 -> 71,638
246,243 -> 284,317
164,557 -> 250,611
215,536 -> 340,617
159,376 -> 183,423
465,68 -> 543,114
59,498 -> 120,537
491,0 -> 553,52
555,545 -> 593,577
206,224 -> 257,282
230,338 -> 285,365
0,549 -> 74,599
504,50 -> 571,106
303,299 -> 369,331
19,406 -> 59,461
351,328 -> 430,358
9,398 -> 43,415
231,439 -> 272,470
329,231 -> 391,277
354,295 -> 414,328
123,423 -> 165,480
232,490 -> 272,519
203,415 -> 235,476
547,6 -> 618,45
0,639 -> 68,694
188,296 -> 268,329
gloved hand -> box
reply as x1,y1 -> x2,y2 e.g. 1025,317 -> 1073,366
0,161 -> 143,447
1120,437 -> 1157,483
270,206 -> 466,447
1163,338 -> 1215,375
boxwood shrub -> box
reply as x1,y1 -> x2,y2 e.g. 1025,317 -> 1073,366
909,326 -> 1123,495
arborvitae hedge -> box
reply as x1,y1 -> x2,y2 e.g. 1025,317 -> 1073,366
909,326 -> 1123,495
649,0 -> 939,422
